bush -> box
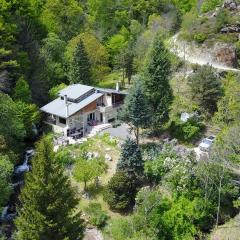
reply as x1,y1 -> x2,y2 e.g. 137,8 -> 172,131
84,203 -> 108,228
201,0 -> 223,13
194,33 -> 207,43
55,148 -> 74,165
170,118 -> 204,142
104,172 -> 140,211
215,9 -> 230,31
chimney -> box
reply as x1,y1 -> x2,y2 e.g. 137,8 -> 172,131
116,82 -> 120,92
64,95 -> 69,117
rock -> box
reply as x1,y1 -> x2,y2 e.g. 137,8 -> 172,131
105,154 -> 112,161
220,24 -> 240,33
223,0 -> 238,10
86,152 -> 94,159
214,43 -> 237,67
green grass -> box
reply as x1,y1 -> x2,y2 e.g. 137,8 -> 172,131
96,71 -> 123,89
66,134 -> 124,224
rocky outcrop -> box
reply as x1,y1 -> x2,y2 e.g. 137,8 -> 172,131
223,0 -> 238,10
170,34 -> 240,71
214,43 -> 238,67
221,24 -> 240,33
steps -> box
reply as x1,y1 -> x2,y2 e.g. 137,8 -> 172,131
87,123 -> 112,138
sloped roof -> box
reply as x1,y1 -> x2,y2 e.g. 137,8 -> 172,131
41,92 -> 103,118
59,84 -> 94,100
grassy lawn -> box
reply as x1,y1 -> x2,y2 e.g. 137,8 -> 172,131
64,134 -> 124,221
96,71 -> 123,89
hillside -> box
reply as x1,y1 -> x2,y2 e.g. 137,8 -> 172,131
0,1 -> 240,240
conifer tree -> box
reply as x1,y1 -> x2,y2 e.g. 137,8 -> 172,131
13,77 -> 32,103
117,138 -> 143,175
15,137 -> 84,240
69,40 -> 92,84
119,80 -> 151,144
143,35 -> 173,131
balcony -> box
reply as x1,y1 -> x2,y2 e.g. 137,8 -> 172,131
97,105 -> 112,113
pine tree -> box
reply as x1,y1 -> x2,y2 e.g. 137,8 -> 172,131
13,77 -> 32,103
119,80 -> 151,144
117,138 -> 143,175
15,137 -> 84,240
69,40 -> 92,84
143,35 -> 173,131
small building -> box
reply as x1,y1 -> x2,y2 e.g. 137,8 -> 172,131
40,84 -> 126,137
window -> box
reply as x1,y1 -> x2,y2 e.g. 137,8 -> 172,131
59,117 -> 66,125
87,112 -> 95,121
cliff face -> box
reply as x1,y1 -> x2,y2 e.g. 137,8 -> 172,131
170,34 -> 239,71
214,43 -> 237,67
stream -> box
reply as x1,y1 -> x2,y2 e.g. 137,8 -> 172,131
0,149 -> 35,238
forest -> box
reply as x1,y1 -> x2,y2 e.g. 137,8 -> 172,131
0,0 -> 240,239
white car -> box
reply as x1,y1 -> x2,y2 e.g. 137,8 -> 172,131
199,135 -> 216,152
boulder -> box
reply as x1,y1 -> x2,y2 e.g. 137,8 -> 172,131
220,24 -> 240,33
214,43 -> 237,67
223,0 -> 238,10
105,154 -> 112,161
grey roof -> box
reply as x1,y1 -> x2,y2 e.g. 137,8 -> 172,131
41,92 -> 103,118
96,87 -> 127,95
59,84 -> 94,100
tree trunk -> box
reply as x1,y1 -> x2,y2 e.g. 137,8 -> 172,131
136,127 -> 139,145
84,180 -> 87,192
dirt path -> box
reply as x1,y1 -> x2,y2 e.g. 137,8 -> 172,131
84,228 -> 104,240
169,34 -> 240,72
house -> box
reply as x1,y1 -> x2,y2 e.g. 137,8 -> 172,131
40,83 -> 126,137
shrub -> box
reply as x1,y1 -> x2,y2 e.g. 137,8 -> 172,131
104,172 -> 140,211
215,9 -> 230,31
194,33 -> 207,43
84,203 -> 108,228
201,0 -> 223,13
55,148 -> 74,165
169,118 -> 204,142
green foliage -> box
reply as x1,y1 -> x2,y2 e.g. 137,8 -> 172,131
66,32 -> 110,81
193,32 -> 207,43
40,33 -> 67,87
55,148 -> 74,166
215,9 -> 230,31
73,155 -> 106,190
170,118 -> 204,142
144,144 -> 197,191
117,138 -> 143,174
173,0 -> 198,13
188,65 -> 222,115
119,81 -> 151,143
84,203 -> 108,228
143,35 -> 173,130
68,40 -> 92,84
0,154 -> 13,207
0,93 -> 25,152
214,73 -> 240,126
15,101 -> 40,138
40,0 -> 84,41
15,137 -> 84,240
104,172 -> 140,211
48,83 -> 67,100
13,77 -> 32,103
201,0 -> 223,13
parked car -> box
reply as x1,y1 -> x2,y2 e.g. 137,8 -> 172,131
199,135 -> 216,152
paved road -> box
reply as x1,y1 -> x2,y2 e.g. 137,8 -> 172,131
101,123 -> 135,141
